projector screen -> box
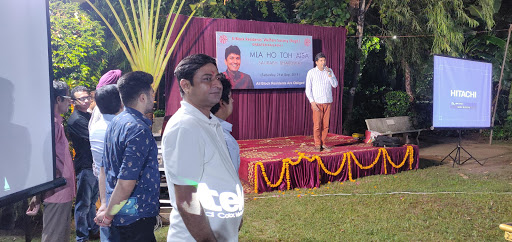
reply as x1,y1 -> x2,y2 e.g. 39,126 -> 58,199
216,32 -> 313,89
433,55 -> 492,128
0,0 -> 64,207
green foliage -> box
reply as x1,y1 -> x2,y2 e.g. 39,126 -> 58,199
342,42 -> 390,134
296,0 -> 350,27
153,109 -> 165,117
484,115 -> 512,140
85,0 -> 204,92
195,0 -> 296,23
361,37 -> 381,56
50,0 -> 107,89
374,0 -> 499,126
379,0 -> 495,59
384,91 -> 411,117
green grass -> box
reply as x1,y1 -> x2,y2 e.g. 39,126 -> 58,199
231,161 -> 512,241
3,159 -> 512,241
158,159 -> 512,241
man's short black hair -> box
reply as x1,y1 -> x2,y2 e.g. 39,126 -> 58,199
314,52 -> 326,62
70,86 -> 89,99
95,84 -> 122,115
225,45 -> 241,60
210,73 -> 232,115
117,71 -> 153,107
52,80 -> 69,101
174,54 -> 217,95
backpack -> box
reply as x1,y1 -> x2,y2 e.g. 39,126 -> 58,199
372,135 -> 403,147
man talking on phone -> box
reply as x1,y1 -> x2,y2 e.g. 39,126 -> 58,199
305,52 -> 338,152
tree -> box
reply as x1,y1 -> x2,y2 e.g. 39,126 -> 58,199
50,0 -> 107,88
377,0 -> 496,102
86,0 -> 205,91
342,0 -> 372,134
195,0 -> 297,23
295,0 -> 351,27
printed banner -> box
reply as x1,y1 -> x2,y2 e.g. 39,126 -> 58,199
216,32 -> 313,89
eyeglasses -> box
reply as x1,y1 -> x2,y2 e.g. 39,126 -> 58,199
60,95 -> 72,100
74,96 -> 91,102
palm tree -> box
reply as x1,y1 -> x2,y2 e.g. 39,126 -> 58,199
86,0 -> 206,91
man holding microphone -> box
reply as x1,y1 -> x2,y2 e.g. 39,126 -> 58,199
305,52 -> 338,152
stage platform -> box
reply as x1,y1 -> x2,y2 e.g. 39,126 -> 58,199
238,134 -> 419,193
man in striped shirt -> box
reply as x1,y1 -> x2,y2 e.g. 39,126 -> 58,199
305,52 -> 338,151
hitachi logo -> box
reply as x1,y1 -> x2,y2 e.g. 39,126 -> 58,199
197,183 -> 244,213
450,90 -> 476,98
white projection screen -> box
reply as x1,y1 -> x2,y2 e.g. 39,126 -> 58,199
433,55 -> 492,129
0,0 -> 65,207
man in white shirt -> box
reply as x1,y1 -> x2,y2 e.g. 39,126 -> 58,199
210,73 -> 240,173
162,54 -> 244,241
305,52 -> 338,152
89,84 -> 122,242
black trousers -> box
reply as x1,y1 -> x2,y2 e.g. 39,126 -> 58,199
115,216 -> 157,242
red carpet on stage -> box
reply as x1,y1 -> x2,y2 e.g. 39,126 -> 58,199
238,134 -> 419,193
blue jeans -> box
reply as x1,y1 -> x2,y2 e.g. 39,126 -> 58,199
75,169 -> 99,242
100,224 -> 120,242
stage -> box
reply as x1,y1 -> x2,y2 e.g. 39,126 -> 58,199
238,134 -> 419,193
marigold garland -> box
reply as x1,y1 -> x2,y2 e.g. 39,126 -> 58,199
253,146 -> 415,193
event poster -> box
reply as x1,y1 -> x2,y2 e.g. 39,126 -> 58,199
216,32 -> 313,89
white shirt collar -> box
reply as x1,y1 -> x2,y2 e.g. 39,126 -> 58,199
315,66 -> 327,72
180,101 -> 220,126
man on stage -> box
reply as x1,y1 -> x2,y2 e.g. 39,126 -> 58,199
305,52 -> 338,152
223,45 -> 254,89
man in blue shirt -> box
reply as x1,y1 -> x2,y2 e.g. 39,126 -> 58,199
89,84 -> 122,242
94,71 -> 159,242
211,73 -> 240,173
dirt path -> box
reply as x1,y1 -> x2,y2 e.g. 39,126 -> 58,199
419,134 -> 512,176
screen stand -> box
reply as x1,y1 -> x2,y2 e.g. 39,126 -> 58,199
441,130 -> 483,167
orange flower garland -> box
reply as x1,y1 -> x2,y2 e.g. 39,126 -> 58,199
253,146 -> 415,193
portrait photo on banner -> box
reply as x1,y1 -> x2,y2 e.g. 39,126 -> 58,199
215,32 -> 313,90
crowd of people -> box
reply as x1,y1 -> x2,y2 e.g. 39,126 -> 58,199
25,52 -> 336,242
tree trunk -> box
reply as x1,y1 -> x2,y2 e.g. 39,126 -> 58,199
490,24 -> 512,144
402,59 -> 414,102
343,0 -> 370,135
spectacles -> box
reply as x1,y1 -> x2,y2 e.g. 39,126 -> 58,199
60,95 -> 72,100
74,96 -> 91,102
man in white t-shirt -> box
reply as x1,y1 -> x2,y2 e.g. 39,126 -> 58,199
162,54 -> 244,241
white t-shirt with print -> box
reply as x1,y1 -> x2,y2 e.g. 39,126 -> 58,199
162,101 -> 244,242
